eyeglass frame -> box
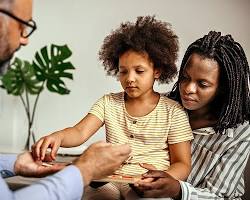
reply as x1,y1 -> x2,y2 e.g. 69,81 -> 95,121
0,9 -> 37,38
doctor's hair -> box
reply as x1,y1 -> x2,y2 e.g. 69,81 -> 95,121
169,31 -> 250,133
99,15 -> 179,84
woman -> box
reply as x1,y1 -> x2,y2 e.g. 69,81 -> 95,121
133,31 -> 250,199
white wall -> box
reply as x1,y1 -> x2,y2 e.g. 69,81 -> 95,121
0,0 -> 250,153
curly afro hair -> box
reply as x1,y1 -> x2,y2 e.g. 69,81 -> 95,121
99,15 -> 179,84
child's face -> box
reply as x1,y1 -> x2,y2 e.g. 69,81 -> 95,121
118,50 -> 160,99
179,53 -> 220,112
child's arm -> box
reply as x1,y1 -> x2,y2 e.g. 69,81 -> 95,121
61,114 -> 103,147
166,141 -> 191,181
32,113 -> 103,160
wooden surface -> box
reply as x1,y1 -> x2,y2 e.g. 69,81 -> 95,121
5,176 -> 40,190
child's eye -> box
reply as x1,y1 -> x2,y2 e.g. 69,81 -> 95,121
136,70 -> 144,74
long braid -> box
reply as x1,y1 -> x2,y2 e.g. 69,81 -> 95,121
169,31 -> 250,134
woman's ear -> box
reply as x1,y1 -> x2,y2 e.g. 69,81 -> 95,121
154,68 -> 161,79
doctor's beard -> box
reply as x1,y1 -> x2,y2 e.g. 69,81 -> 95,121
0,55 -> 12,75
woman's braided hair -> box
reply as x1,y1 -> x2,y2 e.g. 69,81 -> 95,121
169,31 -> 250,133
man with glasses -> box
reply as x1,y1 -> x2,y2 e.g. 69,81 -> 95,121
0,9 -> 36,37
0,0 -> 35,74
0,0 -> 131,199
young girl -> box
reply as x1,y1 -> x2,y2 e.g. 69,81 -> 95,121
32,16 -> 193,199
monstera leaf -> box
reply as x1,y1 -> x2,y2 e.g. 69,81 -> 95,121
33,44 -> 75,94
0,44 -> 75,150
1,57 -> 42,96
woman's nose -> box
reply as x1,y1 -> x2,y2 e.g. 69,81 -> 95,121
183,82 -> 197,94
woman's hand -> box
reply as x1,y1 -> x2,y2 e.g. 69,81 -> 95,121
133,167 -> 182,199
32,132 -> 63,161
137,163 -> 156,183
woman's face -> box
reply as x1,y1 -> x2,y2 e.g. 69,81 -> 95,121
179,53 -> 220,113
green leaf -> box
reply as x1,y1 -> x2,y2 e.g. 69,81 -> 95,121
1,58 -> 43,96
32,44 -> 75,95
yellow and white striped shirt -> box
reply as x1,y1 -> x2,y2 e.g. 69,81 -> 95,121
89,92 -> 193,175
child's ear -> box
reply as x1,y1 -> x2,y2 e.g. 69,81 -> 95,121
154,68 -> 161,79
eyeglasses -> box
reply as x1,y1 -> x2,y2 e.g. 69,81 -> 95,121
0,9 -> 37,38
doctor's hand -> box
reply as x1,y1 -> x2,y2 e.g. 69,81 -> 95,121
73,141 -> 131,186
14,151 -> 65,177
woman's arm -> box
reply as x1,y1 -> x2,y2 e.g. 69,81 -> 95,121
135,141 -> 249,200
179,138 -> 250,199
135,123 -> 250,199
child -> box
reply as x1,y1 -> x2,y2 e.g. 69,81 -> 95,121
32,16 -> 193,199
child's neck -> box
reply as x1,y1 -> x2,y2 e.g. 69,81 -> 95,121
124,92 -> 160,117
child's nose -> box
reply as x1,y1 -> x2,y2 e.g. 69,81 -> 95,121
126,72 -> 136,83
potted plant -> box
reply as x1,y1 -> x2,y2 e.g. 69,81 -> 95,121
0,44 -> 75,150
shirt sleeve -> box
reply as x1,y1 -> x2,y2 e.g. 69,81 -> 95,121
1,165 -> 84,200
89,95 -> 106,122
179,181 -> 224,199
0,154 -> 17,173
179,134 -> 250,200
167,103 -> 193,144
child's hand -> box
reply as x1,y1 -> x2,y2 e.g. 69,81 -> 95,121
137,163 -> 157,184
129,163 -> 157,198
32,132 -> 62,161
139,163 -> 156,170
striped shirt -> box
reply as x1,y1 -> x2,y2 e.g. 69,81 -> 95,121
89,92 -> 193,176
180,122 -> 250,199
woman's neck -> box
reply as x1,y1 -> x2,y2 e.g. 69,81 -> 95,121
188,109 -> 218,130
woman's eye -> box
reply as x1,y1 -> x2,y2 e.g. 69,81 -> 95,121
181,75 -> 189,81
199,81 -> 209,88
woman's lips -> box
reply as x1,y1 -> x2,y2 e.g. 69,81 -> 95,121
182,95 -> 197,102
